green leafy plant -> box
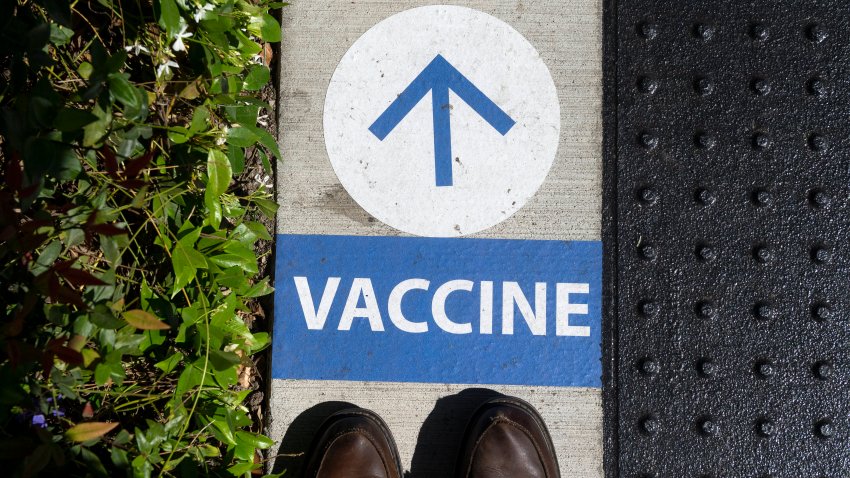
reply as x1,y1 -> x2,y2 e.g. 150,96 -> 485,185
0,0 -> 283,476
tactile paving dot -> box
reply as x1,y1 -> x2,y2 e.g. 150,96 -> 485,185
605,2 -> 850,477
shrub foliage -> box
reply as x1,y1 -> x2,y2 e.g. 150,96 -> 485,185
0,0 -> 282,476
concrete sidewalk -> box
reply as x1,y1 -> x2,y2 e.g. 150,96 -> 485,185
271,2 -> 603,476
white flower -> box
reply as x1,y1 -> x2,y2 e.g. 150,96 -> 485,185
171,24 -> 193,52
124,43 -> 150,56
193,3 -> 215,23
255,173 -> 272,190
156,60 -> 179,80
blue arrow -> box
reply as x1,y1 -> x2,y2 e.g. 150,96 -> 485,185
369,54 -> 516,187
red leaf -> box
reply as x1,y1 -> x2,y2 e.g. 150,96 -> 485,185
0,225 -> 16,241
123,310 -> 170,330
19,183 -> 40,199
65,422 -> 119,442
48,275 -> 86,309
46,338 -> 83,365
120,179 -> 146,189
41,351 -> 54,375
123,150 -> 153,179
18,219 -> 52,234
89,223 -> 126,236
100,147 -> 119,179
5,152 -> 22,193
52,258 -> 77,272
59,268 -> 108,287
81,402 -> 94,419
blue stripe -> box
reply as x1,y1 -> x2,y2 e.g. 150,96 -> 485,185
273,234 -> 602,387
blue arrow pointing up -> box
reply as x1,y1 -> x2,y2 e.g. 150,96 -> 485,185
369,54 -> 516,187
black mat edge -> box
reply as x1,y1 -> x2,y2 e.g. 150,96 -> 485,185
601,0 -> 620,476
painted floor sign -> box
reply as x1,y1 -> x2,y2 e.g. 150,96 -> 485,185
274,5 -> 601,387
273,1 -> 603,475
323,6 -> 560,237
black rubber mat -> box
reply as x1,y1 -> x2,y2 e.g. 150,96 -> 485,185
603,2 -> 850,476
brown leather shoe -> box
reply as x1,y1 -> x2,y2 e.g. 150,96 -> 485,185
304,408 -> 402,478
455,397 -> 560,478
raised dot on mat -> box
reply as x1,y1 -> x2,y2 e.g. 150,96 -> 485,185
750,23 -> 769,41
695,132 -> 716,150
640,415 -> 659,435
697,358 -> 716,377
638,76 -> 659,94
807,23 -> 827,43
811,245 -> 832,263
751,189 -> 773,206
809,189 -> 831,208
808,133 -> 828,151
639,299 -> 658,317
638,187 -> 658,204
638,21 -> 658,39
754,302 -> 777,320
698,417 -> 718,436
807,77 -> 825,96
640,243 -> 658,260
752,133 -> 772,150
753,245 -> 772,263
696,188 -> 716,206
693,23 -> 715,40
816,419 -> 834,438
696,244 -> 717,262
756,418 -> 775,437
812,303 -> 832,321
813,361 -> 833,380
696,301 -> 716,319
639,358 -> 660,375
640,132 -> 659,150
755,360 -> 775,377
751,77 -> 771,95
694,77 -> 715,96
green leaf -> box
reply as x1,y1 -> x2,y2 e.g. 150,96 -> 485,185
208,242 -> 258,274
210,419 -> 237,446
168,126 -> 192,144
90,306 -> 125,329
158,0 -> 181,36
253,197 -> 279,218
206,149 -> 232,199
228,462 -> 259,475
226,126 -> 260,148
248,13 -> 281,42
243,279 -> 273,298
245,124 -> 281,160
227,146 -> 245,175
108,73 -> 138,106
66,422 -> 119,442
174,363 -> 202,397
155,352 -> 184,373
54,108 -> 98,132
176,221 -> 201,246
206,195 -> 222,230
243,64 -> 270,91
249,332 -> 270,353
236,431 -> 275,450
246,221 -> 272,241
49,23 -> 74,46
208,350 -> 241,371
32,240 -> 61,275
78,62 -> 93,80
123,309 -> 171,330
189,105 -> 210,133
171,242 -> 206,294
83,101 -> 112,147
